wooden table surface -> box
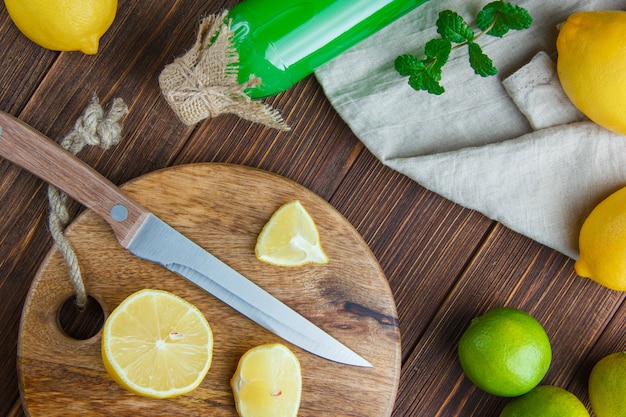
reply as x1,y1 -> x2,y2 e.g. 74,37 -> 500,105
1,2 -> 624,416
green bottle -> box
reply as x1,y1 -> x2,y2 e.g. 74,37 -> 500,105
228,0 -> 430,98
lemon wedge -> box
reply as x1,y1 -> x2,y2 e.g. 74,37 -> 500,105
101,289 -> 213,398
255,200 -> 329,267
231,343 -> 302,417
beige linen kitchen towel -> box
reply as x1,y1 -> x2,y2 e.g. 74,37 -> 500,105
315,0 -> 626,259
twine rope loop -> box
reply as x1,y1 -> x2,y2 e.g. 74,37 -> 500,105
48,95 -> 128,309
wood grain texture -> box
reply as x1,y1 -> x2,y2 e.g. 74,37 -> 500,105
18,164 -> 400,416
1,1 -> 625,416
0,112 -> 152,247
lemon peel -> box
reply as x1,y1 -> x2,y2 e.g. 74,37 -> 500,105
557,11 -> 626,136
4,0 -> 117,54
575,185 -> 626,291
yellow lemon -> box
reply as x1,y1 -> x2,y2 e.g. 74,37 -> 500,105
556,11 -> 626,136
101,289 -> 213,399
231,343 -> 302,417
589,352 -> 626,417
458,307 -> 552,397
575,186 -> 626,291
499,385 -> 589,417
4,0 -> 117,54
255,200 -> 329,267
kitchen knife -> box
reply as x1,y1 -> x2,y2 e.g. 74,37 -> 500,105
0,111 -> 372,368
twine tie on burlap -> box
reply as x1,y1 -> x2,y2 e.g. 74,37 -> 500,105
159,11 -> 290,130
48,96 -> 128,309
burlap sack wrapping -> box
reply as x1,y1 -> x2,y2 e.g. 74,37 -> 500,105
159,11 -> 289,130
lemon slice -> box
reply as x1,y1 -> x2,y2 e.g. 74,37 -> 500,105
231,344 -> 302,417
101,289 -> 213,399
255,200 -> 329,266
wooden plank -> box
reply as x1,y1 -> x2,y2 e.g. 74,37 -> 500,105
0,12 -> 57,113
329,150 -> 494,361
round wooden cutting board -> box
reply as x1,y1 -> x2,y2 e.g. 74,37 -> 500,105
17,163 -> 401,417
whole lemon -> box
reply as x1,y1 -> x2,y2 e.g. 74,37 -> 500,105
556,11 -> 626,136
589,352 -> 626,417
499,385 -> 589,417
458,307 -> 552,397
4,0 -> 117,54
575,185 -> 626,291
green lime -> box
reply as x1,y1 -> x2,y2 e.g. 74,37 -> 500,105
499,385 -> 589,417
458,307 -> 552,397
589,351 -> 626,417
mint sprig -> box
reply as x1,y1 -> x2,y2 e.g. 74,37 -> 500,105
395,1 -> 532,95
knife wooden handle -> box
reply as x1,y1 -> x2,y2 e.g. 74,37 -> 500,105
0,111 -> 150,247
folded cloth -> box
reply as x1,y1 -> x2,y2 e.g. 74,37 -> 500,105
315,0 -> 626,259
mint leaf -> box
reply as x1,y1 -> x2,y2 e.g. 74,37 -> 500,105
395,44 -> 447,95
476,2 -> 508,36
468,42 -> 497,77
436,10 -> 474,43
477,1 -> 532,37
424,38 -> 451,74
499,2 -> 533,30
408,71 -> 445,95
394,1 -> 532,95
394,54 -> 425,77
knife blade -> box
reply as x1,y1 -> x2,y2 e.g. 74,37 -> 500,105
0,111 -> 372,368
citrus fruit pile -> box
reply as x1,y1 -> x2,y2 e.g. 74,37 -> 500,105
4,0 -> 117,54
556,12 -> 626,417
559,10 -> 626,290
255,200 -> 329,267
458,307 -> 592,416
557,10 -> 626,136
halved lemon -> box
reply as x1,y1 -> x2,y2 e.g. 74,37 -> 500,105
231,343 -> 302,417
255,200 -> 329,267
101,289 -> 213,398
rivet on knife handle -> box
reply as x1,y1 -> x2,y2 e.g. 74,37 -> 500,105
0,111 -> 149,248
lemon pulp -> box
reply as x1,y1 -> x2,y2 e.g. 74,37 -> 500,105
255,200 -> 329,267
231,343 -> 302,417
101,289 -> 213,399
